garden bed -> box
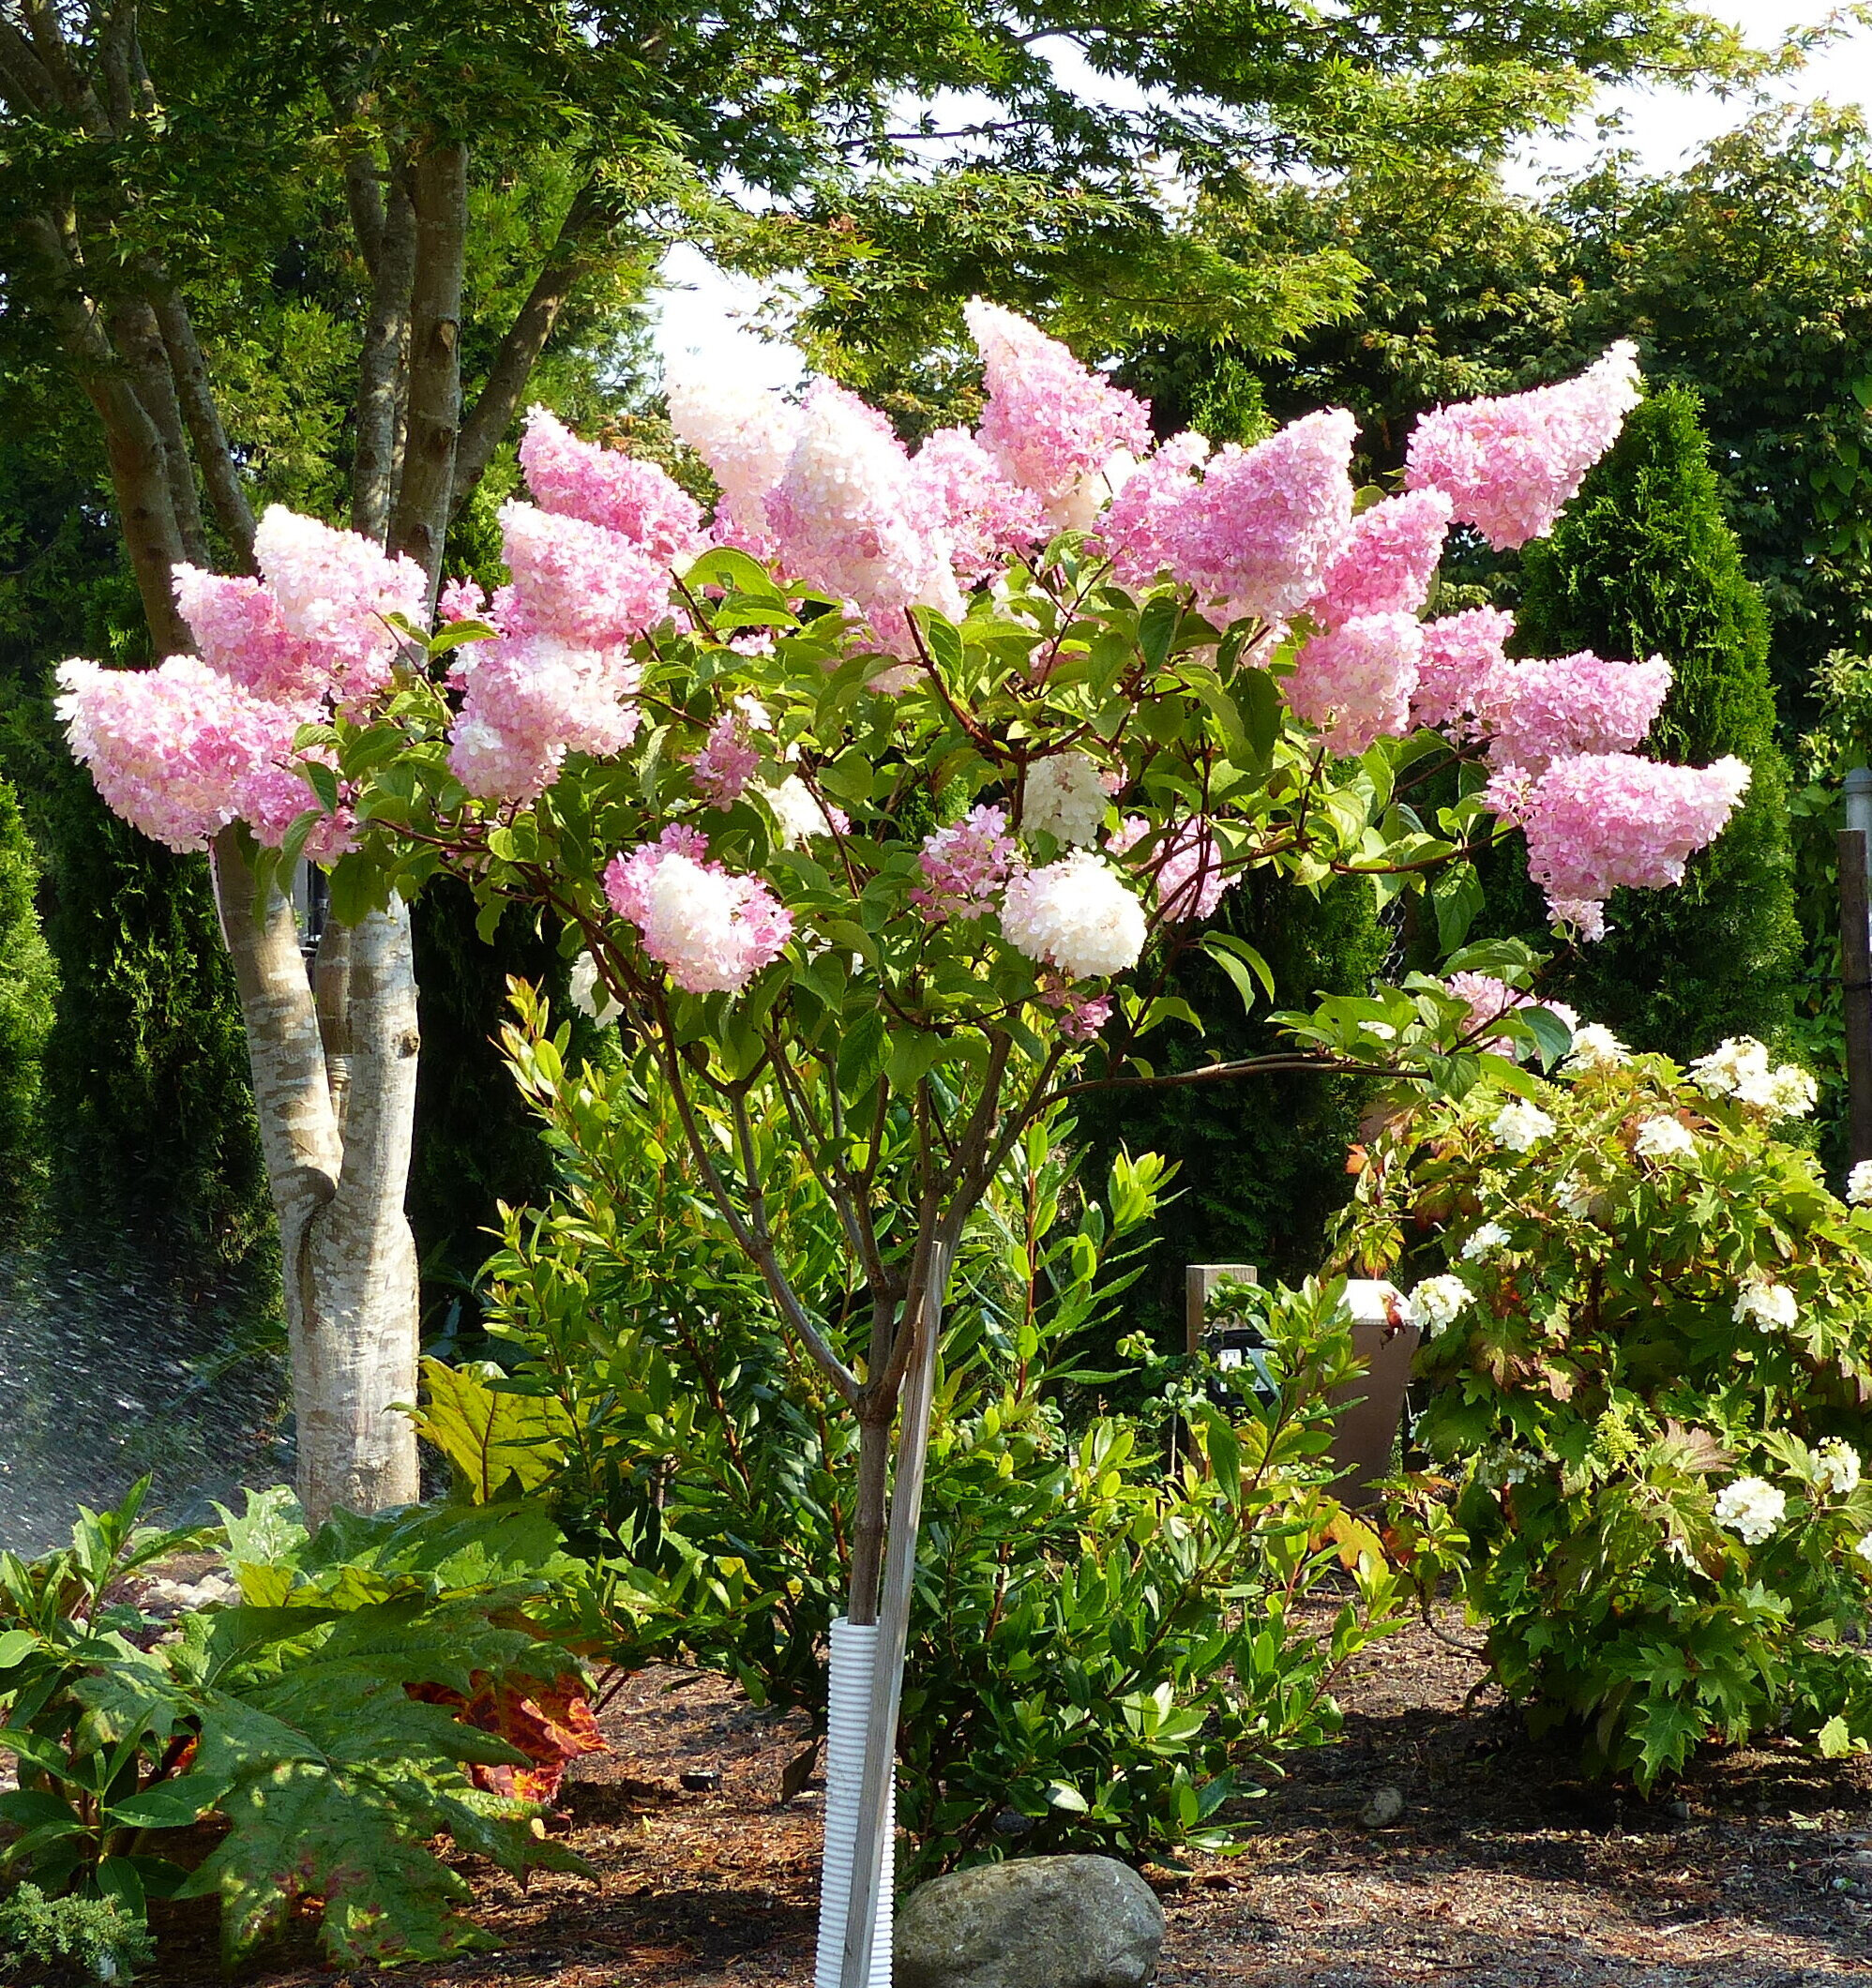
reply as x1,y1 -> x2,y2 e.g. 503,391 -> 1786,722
143,1609 -> 1872,1987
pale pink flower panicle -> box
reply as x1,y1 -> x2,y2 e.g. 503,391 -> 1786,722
964,299 -> 1151,530
1040,979 -> 1114,1042
1487,652 -> 1672,774
498,501 -> 674,648
1154,820 -> 1240,924
602,823 -> 793,996
912,805 -> 1019,922
1405,343 -> 1642,550
762,379 -> 962,657
906,428 -> 1049,585
1305,489 -> 1452,628
688,712 -> 763,808
1488,751 -> 1752,934
447,634 -> 642,805
1410,608 -> 1516,735
249,505 -> 427,701
1161,410 -> 1357,624
55,655 -> 351,857
664,369 -> 800,560
1097,430 -> 1213,592
1285,612 -> 1424,754
518,404 -> 706,565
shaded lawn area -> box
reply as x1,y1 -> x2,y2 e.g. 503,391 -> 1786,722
144,1612 -> 1872,1986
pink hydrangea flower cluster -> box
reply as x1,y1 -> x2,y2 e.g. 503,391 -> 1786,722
1304,489 -> 1452,627
518,404 -> 706,565
171,506 -> 425,711
912,806 -> 1019,921
61,505 -> 424,853
664,369 -> 800,559
448,635 -> 642,804
1410,609 -> 1516,734
602,823 -> 793,996
1097,430 -> 1214,591
763,379 -> 964,656
1286,612 -> 1425,754
1487,752 -> 1752,936
1160,411 -> 1359,624
1486,651 -> 1673,773
495,501 -> 673,649
688,711 -> 764,807
1405,343 -> 1641,550
55,655 -> 344,855
906,428 -> 1049,585
1040,979 -> 1114,1042
1155,821 -> 1240,924
965,299 -> 1152,530
1445,972 -> 1528,1055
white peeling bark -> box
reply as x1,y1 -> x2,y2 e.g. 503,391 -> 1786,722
213,830 -> 421,1525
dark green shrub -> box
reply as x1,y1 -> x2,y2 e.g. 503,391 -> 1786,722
0,1883 -> 151,1985
1495,386 -> 1801,1058
445,994 -> 1401,1876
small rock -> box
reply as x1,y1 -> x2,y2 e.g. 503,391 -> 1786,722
1668,1800 -> 1692,1822
1360,1785 -> 1405,1829
895,1854 -> 1164,1988
992,1807 -> 1035,1836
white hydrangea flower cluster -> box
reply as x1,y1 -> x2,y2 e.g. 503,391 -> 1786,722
1473,1439 -> 1541,1489
1460,1221 -> 1512,1262
1856,1530 -> 1872,1569
1490,1098 -> 1556,1153
762,774 -> 841,850
1401,1273 -> 1472,1338
1556,1173 -> 1594,1217
1020,751 -> 1112,846
1565,1022 -> 1630,1071
1816,1438 -> 1862,1499
568,953 -> 622,1025
1687,1035 -> 1817,1122
1848,1160 -> 1872,1208
1732,1274 -> 1798,1334
999,851 -> 1147,980
1634,1115 -> 1698,1160
1713,1475 -> 1785,1546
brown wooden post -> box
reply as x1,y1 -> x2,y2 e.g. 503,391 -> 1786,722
1840,825 -> 1872,1167
1185,1262 -> 1258,1354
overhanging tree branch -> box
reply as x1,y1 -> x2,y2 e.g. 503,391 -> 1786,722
451,178 -> 613,514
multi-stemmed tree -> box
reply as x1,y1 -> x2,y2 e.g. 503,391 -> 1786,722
61,305 -> 1754,1979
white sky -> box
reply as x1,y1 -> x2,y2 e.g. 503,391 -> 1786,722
646,3 -> 1872,395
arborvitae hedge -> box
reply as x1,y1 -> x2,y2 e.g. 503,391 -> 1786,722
1499,385 -> 1801,1057
0,775 -> 53,1227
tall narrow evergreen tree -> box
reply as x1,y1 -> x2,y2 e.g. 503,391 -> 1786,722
1507,385 -> 1800,1056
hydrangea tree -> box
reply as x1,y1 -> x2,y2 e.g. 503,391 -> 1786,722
60,306 -> 1750,1982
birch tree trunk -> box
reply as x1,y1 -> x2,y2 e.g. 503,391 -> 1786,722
215,830 -> 422,1524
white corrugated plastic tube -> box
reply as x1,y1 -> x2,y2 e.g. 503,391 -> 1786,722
814,1617 -> 895,1988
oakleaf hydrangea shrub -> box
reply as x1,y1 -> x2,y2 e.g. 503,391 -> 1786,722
1335,1031 -> 1872,1785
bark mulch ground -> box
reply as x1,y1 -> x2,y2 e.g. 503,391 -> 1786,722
147,1610 -> 1872,1986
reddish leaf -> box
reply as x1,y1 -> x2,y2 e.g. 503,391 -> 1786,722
410,1672 -> 608,1804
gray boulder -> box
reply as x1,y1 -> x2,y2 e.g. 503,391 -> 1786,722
894,1853 -> 1165,1988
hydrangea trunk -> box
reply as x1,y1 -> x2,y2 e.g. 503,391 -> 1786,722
214,829 -> 421,1524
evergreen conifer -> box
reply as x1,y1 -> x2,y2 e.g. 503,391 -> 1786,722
1502,385 -> 1800,1055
